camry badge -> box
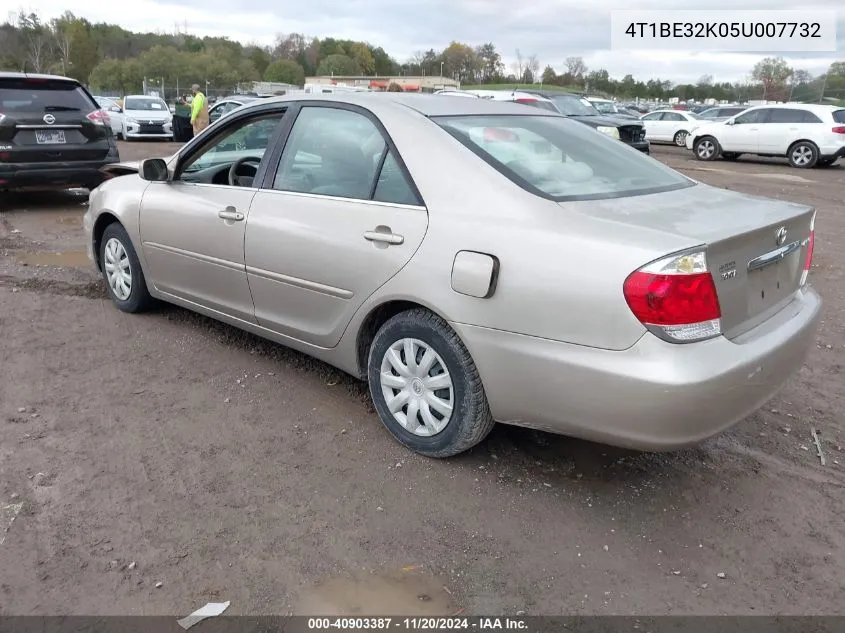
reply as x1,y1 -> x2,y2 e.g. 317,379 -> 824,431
43,114 -> 55,124
775,226 -> 787,246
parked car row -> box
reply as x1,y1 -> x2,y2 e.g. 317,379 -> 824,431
435,89 -> 650,154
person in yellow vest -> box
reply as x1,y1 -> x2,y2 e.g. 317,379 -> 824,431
190,84 -> 210,135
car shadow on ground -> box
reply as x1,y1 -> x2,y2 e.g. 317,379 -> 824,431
0,189 -> 90,212
147,300 -> 712,491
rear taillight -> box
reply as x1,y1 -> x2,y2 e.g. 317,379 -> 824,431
800,213 -> 815,287
832,126 -> 845,134
86,109 -> 110,126
623,249 -> 722,343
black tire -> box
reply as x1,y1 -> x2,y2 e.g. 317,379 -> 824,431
99,223 -> 155,313
673,130 -> 688,147
722,152 -> 741,161
787,141 -> 819,168
367,309 -> 495,458
694,136 -> 720,161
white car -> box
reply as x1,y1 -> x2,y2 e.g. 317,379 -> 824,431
122,95 -> 174,141
640,109 -> 703,146
686,103 -> 845,168
93,96 -> 124,139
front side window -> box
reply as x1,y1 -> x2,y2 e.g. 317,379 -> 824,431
180,113 -> 284,178
435,114 -> 693,201
642,112 -> 664,121
273,106 -> 419,204
734,109 -> 765,124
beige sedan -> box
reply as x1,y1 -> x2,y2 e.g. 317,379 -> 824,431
84,93 -> 821,457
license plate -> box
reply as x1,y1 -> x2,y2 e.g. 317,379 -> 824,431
35,130 -> 66,144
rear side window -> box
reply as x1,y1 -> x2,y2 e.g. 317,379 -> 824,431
767,108 -> 821,123
0,78 -> 95,113
833,109 -> 845,124
435,114 -> 693,201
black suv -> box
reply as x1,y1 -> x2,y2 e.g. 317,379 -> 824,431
0,72 -> 119,191
522,90 -> 649,154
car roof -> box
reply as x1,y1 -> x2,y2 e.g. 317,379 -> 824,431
246,92 -> 562,118
0,71 -> 81,84
522,90 -> 582,98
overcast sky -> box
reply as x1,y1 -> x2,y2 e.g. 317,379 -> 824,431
8,0 -> 843,83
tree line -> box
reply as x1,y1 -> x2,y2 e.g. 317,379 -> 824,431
1,11 -> 843,103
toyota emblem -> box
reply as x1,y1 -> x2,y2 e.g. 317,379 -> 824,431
775,226 -> 787,246
43,114 -> 56,125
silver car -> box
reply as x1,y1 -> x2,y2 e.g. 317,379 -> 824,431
84,93 -> 822,457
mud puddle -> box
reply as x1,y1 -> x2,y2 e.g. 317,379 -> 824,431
296,569 -> 455,615
17,251 -> 89,268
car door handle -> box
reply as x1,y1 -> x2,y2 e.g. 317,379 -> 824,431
218,208 -> 244,222
364,230 -> 404,245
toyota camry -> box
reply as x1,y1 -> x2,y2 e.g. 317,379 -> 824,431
83,93 -> 822,457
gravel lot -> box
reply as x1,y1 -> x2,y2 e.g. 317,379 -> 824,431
1,141 -> 843,616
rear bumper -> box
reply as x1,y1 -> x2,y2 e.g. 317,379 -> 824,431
452,286 -> 822,451
0,154 -> 118,189
819,145 -> 845,160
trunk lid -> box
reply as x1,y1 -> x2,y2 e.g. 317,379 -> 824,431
563,183 -> 815,338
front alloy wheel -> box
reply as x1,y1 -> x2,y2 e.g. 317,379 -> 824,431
694,137 -> 719,161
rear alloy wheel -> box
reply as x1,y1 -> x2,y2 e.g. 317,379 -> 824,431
99,223 -> 154,313
368,309 -> 495,458
673,130 -> 688,147
694,136 -> 720,161
788,141 -> 819,168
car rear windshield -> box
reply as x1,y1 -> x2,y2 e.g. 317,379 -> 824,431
124,97 -> 168,111
0,77 -> 95,112
833,109 -> 845,124
434,114 -> 694,201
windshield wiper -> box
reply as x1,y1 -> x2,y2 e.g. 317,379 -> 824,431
43,105 -> 81,111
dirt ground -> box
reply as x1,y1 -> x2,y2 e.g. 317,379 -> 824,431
0,141 -> 843,616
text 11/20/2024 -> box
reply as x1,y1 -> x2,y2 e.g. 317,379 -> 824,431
306,617 -> 529,630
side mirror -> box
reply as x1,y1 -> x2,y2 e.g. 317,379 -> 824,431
726,119 -> 735,125
110,106 -> 122,113
140,158 -> 169,182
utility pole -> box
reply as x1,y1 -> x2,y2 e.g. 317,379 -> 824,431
818,73 -> 828,104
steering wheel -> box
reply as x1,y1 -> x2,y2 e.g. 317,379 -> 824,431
228,156 -> 262,187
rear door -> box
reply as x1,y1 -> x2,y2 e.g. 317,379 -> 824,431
757,108 -> 820,155
0,76 -> 111,163
245,103 -> 429,348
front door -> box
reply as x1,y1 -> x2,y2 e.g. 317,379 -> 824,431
245,104 -> 429,348
139,109 -> 287,322
641,112 -> 665,141
719,108 -> 765,152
